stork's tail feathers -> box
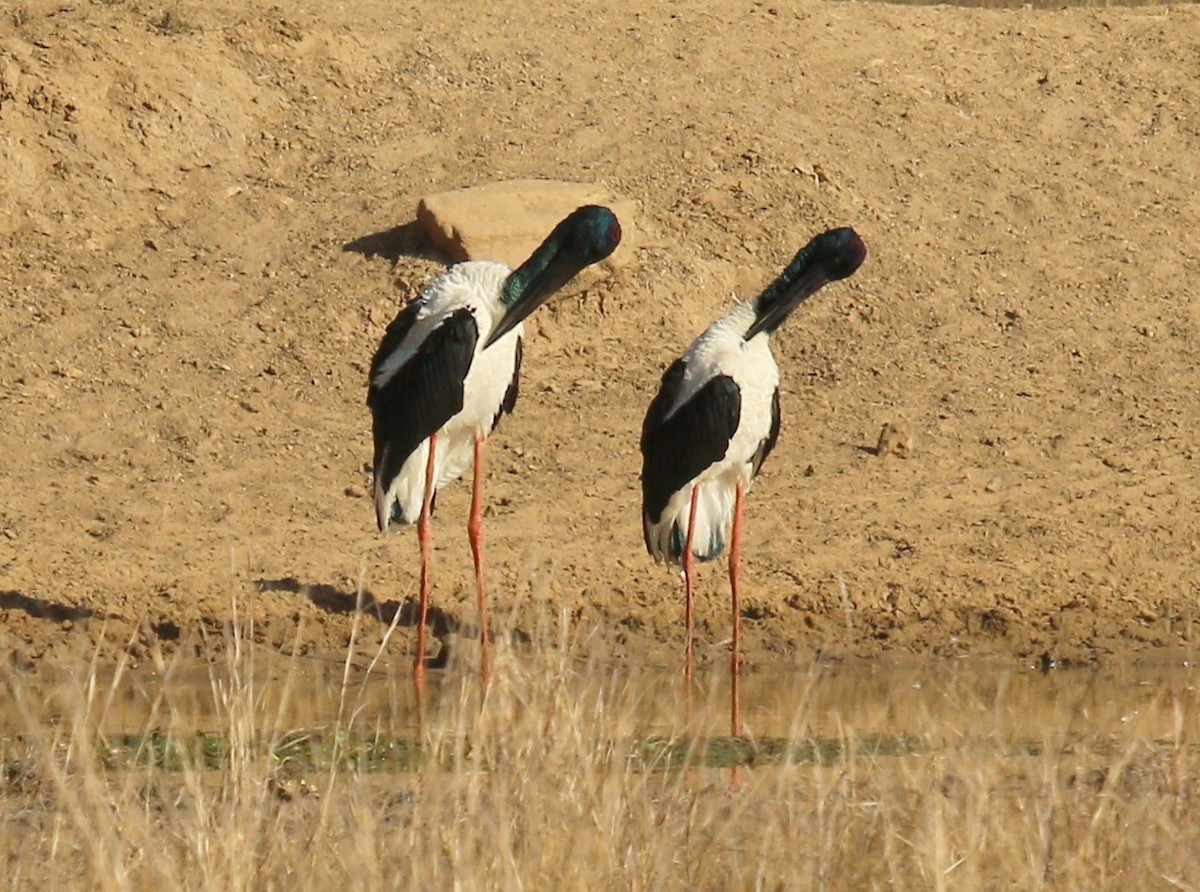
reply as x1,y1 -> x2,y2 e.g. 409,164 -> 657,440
374,443 -> 414,532
375,484 -> 438,532
373,440 -> 432,532
374,436 -> 476,532
643,483 -> 734,566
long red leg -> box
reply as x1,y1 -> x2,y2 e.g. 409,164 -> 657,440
729,482 -> 745,739
414,434 -> 438,716
469,435 -> 492,691
683,484 -> 701,685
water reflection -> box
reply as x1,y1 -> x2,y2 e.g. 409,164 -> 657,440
6,653 -> 1197,753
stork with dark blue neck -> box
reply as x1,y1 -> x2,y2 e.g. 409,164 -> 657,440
640,226 -> 867,735
369,205 -> 621,690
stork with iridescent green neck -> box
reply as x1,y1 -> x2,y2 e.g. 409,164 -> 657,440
640,226 -> 867,735
368,205 -> 622,691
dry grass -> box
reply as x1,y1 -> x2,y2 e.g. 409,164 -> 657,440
4,606 -> 1200,891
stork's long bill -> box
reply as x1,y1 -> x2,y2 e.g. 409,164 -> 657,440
743,227 -> 867,341
484,205 -> 622,348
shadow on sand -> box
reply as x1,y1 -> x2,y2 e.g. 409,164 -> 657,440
0,590 -> 100,623
255,576 -> 468,668
341,220 -> 451,266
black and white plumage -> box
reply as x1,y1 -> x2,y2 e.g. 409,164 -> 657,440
641,333 -> 782,566
641,226 -> 867,565
368,204 -> 621,688
368,269 -> 523,531
639,226 -> 867,734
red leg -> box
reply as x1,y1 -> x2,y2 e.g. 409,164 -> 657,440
729,482 -> 745,739
469,435 -> 492,691
683,484 -> 701,685
414,434 -> 437,704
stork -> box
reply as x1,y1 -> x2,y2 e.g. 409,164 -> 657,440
640,226 -> 867,735
368,205 -> 621,691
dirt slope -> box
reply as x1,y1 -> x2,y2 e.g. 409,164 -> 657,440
2,0 -> 1199,671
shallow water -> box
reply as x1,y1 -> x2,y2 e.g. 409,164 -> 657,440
6,651 -> 1198,762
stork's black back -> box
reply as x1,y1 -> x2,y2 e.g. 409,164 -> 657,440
641,361 -> 742,554
368,307 -> 479,522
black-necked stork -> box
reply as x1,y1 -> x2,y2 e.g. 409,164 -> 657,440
640,226 -> 866,734
368,205 -> 621,689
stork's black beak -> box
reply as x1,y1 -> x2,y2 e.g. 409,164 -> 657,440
744,262 -> 835,341
484,250 -> 589,347
483,205 -> 621,349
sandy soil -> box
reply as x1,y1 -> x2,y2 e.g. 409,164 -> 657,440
2,0 -> 1199,674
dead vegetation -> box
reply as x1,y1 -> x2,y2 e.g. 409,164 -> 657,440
3,607 -> 1200,890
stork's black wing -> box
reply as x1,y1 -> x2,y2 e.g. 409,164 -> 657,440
494,335 -> 522,429
640,359 -> 742,525
751,387 -> 781,478
366,298 -> 422,404
368,307 -> 479,492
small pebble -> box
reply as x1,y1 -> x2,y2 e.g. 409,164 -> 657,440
875,422 -> 916,459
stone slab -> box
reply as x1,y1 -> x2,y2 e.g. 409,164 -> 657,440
416,179 -> 637,270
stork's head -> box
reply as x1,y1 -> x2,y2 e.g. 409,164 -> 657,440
813,227 -> 868,282
555,205 -> 623,266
